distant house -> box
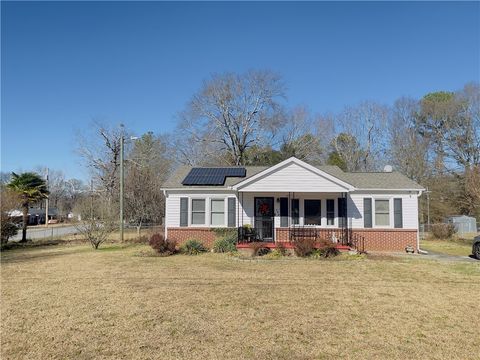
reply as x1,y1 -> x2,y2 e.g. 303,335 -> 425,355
162,157 -> 424,252
9,208 -> 58,225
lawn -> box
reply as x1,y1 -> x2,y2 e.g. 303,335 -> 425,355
1,244 -> 479,360
420,237 -> 475,257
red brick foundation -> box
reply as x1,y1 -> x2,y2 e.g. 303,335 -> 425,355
275,228 -> 418,252
166,228 -> 217,248
167,227 -> 418,252
352,229 -> 418,252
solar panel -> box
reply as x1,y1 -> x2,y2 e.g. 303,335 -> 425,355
182,167 -> 246,186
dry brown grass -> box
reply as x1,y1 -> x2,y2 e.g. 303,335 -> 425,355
1,244 -> 479,360
421,237 -> 475,257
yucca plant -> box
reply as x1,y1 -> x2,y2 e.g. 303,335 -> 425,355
7,172 -> 49,242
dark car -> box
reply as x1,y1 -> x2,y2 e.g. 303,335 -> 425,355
473,235 -> 480,260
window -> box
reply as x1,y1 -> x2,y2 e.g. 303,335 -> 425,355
291,199 -> 299,225
191,199 -> 206,225
375,199 -> 390,226
304,200 -> 321,225
326,199 -> 335,225
338,197 -> 346,228
210,199 -> 225,226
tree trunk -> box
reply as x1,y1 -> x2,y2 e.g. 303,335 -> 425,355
21,203 -> 28,242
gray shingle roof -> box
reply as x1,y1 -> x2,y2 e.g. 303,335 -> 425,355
162,164 -> 423,190
162,166 -> 268,189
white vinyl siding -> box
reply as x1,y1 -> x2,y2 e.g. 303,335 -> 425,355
348,192 -> 419,229
238,162 -> 350,193
164,191 -> 238,228
164,190 -> 420,231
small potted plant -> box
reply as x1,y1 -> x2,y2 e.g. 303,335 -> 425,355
242,224 -> 255,242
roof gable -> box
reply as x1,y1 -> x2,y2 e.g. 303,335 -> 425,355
232,157 -> 354,192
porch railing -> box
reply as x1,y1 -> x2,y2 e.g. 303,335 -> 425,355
237,226 -> 366,252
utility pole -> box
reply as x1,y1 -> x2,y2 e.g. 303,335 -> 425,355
119,126 -> 125,242
119,125 -> 138,243
45,168 -> 49,227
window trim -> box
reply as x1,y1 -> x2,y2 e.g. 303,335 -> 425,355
210,198 -> 225,226
374,198 -> 391,228
190,198 -> 206,226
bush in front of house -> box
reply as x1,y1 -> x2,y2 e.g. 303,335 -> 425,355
213,234 -> 237,253
431,223 -> 457,239
181,239 -> 207,255
149,233 -> 177,255
310,245 -> 340,259
293,237 -> 315,257
250,242 -> 270,257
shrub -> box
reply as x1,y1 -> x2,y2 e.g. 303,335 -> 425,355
310,245 -> 340,259
293,237 -> 315,257
250,242 -> 270,257
275,242 -> 288,256
212,228 -> 237,239
213,234 -> 237,253
431,223 -> 457,239
264,248 -> 284,259
1,222 -> 18,247
149,233 -> 177,255
181,239 -> 207,255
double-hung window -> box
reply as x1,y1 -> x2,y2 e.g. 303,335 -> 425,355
210,199 -> 225,226
191,199 -> 206,225
375,199 -> 390,227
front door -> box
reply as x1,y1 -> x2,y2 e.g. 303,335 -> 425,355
254,197 -> 274,241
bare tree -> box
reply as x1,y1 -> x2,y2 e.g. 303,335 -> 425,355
280,107 -> 324,164
388,97 -> 431,182
331,101 -> 389,171
124,132 -> 172,234
77,122 -> 129,204
75,217 -> 115,249
177,70 -> 286,166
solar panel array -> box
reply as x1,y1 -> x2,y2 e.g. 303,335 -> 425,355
182,167 -> 247,186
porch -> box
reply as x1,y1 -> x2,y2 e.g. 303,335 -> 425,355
236,226 -> 365,252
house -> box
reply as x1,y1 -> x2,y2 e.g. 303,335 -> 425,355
8,208 -> 59,225
162,157 -> 424,252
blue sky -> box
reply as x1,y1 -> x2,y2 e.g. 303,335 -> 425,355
2,1 -> 479,180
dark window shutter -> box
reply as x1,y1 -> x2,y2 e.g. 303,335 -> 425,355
364,198 -> 372,228
228,198 -> 236,227
180,198 -> 188,227
280,198 -> 288,227
394,198 -> 403,228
